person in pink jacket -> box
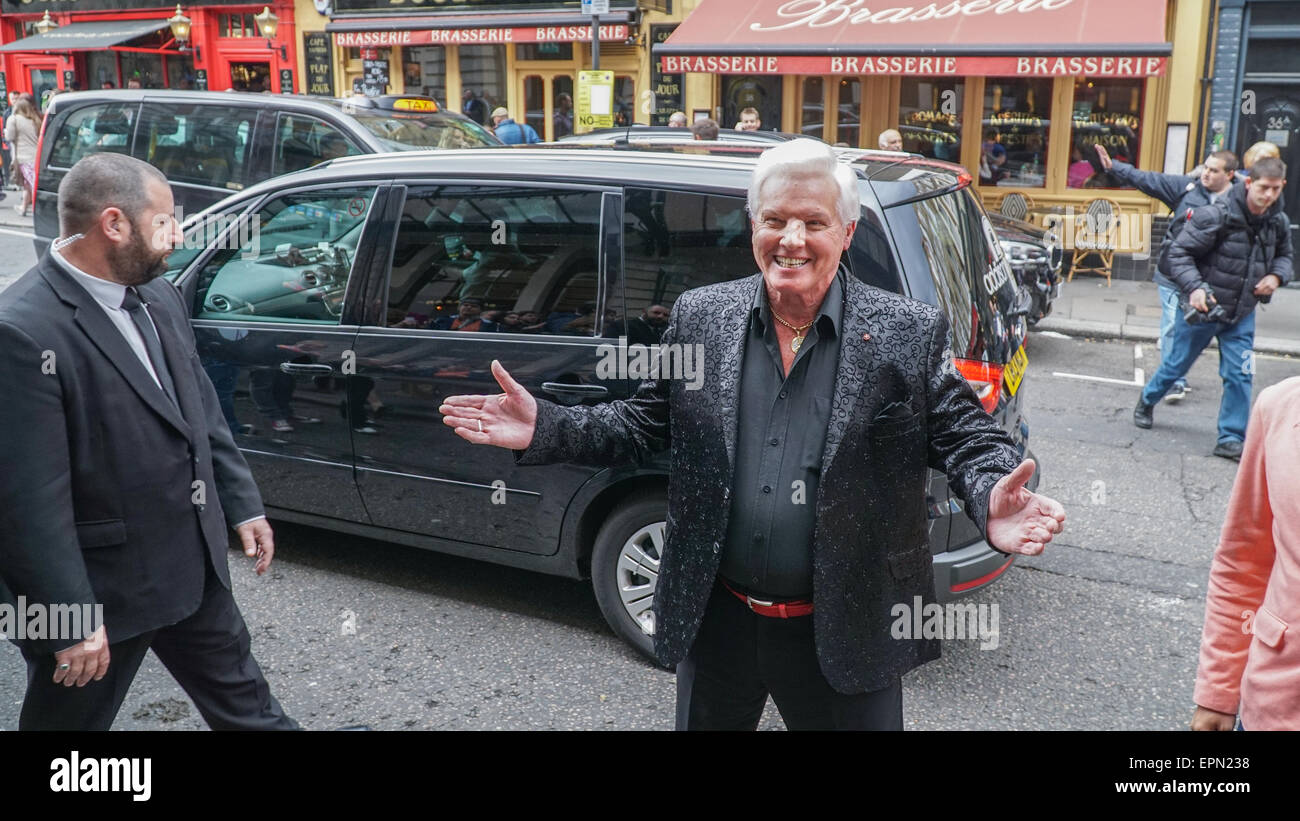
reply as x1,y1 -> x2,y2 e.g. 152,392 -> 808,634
1193,375 -> 1300,730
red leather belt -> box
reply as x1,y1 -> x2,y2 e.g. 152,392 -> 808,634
722,580 -> 814,618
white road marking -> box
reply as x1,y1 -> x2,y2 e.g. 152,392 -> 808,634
1035,331 -> 1072,340
0,227 -> 34,240
1049,341 -> 1147,387
1050,371 -> 1144,386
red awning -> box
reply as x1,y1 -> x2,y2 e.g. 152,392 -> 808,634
327,12 -> 631,47
656,0 -> 1171,76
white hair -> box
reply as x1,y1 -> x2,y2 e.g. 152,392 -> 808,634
747,139 -> 859,226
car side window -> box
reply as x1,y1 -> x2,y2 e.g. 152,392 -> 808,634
193,187 -> 377,323
134,103 -> 257,190
48,103 -> 137,168
910,192 -> 975,356
383,185 -> 604,335
274,114 -> 363,175
622,187 -> 754,318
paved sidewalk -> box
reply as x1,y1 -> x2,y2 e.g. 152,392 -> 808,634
0,187 -> 33,234
1035,274 -> 1300,357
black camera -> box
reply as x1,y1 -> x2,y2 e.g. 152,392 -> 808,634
1184,290 -> 1227,325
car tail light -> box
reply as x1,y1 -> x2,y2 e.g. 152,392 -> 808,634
955,358 -> 1003,414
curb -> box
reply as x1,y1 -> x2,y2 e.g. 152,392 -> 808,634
1034,317 -> 1300,358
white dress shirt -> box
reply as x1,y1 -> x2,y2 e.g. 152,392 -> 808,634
51,246 -> 167,392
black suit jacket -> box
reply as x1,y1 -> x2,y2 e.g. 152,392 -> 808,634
0,253 -> 265,654
520,274 -> 1020,693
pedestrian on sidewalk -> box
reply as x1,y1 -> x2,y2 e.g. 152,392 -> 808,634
1095,144 -> 1239,403
490,107 -> 540,145
4,97 -> 41,217
1133,157 -> 1293,461
1192,376 -> 1300,731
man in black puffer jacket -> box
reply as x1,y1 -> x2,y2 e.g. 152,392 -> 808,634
1134,157 -> 1293,460
1096,145 -> 1238,402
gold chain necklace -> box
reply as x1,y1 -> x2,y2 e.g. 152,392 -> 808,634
769,308 -> 814,354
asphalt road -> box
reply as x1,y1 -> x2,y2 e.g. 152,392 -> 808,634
2,227 -> 1298,729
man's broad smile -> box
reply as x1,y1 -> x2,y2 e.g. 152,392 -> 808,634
775,255 -> 809,268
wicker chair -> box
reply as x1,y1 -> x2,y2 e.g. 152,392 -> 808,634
1068,197 -> 1121,286
998,192 -> 1034,221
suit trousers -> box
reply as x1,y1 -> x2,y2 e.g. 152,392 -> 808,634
675,580 -> 903,730
18,561 -> 297,731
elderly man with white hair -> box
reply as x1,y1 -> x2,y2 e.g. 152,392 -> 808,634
440,139 -> 1065,730
879,128 -> 903,151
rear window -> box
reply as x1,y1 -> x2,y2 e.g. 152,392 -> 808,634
48,103 -> 137,168
348,111 -> 497,150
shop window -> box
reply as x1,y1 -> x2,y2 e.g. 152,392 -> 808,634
899,78 -> 963,161
800,77 -> 824,140
220,14 -> 258,38
165,55 -> 196,90
1244,42 -> 1300,75
120,52 -> 162,90
836,78 -> 861,147
1249,2 -> 1300,26
459,45 -> 507,123
1068,78 -> 1145,189
516,43 -> 574,61
404,46 -> 446,103
614,76 -> 635,127
723,76 -> 782,133
981,78 -> 1052,188
85,52 -> 119,90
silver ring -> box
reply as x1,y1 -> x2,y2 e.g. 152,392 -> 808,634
476,419 -> 483,433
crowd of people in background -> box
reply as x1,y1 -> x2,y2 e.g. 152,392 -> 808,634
1,91 -> 43,217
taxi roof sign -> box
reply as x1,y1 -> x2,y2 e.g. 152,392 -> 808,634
341,94 -> 441,113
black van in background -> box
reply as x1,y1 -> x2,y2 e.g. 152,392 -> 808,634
32,90 -> 500,255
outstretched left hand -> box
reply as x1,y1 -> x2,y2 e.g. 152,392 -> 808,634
985,459 -> 1065,555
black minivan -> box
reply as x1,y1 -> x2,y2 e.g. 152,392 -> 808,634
161,145 -> 1036,660
32,90 -> 499,255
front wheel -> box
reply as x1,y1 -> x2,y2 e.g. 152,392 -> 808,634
591,493 -> 667,663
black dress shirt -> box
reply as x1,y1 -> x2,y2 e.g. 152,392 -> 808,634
719,271 -> 843,598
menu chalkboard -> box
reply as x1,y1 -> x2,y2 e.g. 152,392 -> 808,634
279,69 -> 294,94
303,31 -> 334,97
361,58 -> 388,98
195,69 -> 208,91
650,24 -> 682,126
63,69 -> 76,91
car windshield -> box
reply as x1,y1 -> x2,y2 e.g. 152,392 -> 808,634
349,111 -> 497,150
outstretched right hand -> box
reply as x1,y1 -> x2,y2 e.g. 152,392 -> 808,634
1094,143 -> 1113,171
440,360 -> 538,450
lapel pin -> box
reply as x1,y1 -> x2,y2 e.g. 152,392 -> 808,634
862,333 -> 871,341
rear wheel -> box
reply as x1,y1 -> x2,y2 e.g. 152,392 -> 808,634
591,493 -> 667,662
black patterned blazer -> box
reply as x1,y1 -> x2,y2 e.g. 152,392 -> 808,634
518,272 -> 1020,693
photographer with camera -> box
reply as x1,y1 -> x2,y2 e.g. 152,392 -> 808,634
1134,157 -> 1293,461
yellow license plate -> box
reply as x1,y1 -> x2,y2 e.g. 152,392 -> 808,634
1004,344 -> 1028,396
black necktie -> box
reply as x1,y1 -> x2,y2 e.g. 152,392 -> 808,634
120,287 -> 179,407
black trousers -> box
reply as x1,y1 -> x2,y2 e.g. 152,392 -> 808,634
18,564 -> 297,731
676,581 -> 902,731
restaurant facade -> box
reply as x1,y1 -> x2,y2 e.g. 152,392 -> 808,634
0,0 -> 319,97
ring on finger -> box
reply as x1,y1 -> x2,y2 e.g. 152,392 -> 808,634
477,419 -> 483,433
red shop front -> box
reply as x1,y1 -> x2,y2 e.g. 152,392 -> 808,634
0,1 -> 298,100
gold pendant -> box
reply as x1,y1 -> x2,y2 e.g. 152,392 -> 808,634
790,334 -> 803,354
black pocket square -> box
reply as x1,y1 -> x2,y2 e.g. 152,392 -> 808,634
873,401 -> 914,423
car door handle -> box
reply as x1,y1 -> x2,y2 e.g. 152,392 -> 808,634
541,382 -> 609,399
280,362 -> 334,375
